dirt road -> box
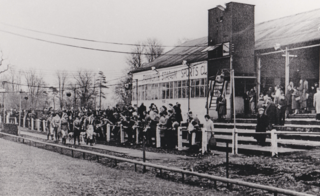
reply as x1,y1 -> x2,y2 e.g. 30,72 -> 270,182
0,138 -> 226,196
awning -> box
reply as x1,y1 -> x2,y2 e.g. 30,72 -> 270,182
201,44 -> 221,52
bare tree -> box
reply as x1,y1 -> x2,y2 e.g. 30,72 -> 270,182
56,70 -> 68,110
144,38 -> 164,63
24,69 -> 45,109
126,42 -> 145,68
0,50 -> 9,74
73,70 -> 96,109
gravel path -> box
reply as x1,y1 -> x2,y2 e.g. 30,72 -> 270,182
0,138 -> 227,196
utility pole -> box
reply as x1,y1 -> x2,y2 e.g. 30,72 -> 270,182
73,85 -> 77,108
99,80 -> 102,110
188,63 -> 191,111
282,47 -> 297,93
2,81 -> 5,123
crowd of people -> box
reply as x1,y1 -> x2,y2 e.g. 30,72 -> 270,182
6,102 -> 215,153
253,79 -> 319,145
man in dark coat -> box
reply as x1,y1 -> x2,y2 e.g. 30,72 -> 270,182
276,92 -> 287,125
138,103 -> 146,120
255,107 -> 269,146
173,102 -> 183,125
265,97 -> 277,128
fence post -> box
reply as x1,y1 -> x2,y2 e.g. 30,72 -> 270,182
23,117 -> 26,128
31,118 -> 34,130
36,119 -> 40,131
191,132 -> 196,145
271,129 -> 278,157
231,129 -> 235,154
234,129 -> 238,155
120,124 -> 125,143
156,125 -> 161,148
178,127 -> 183,151
14,117 -> 17,125
136,127 -> 139,144
106,124 -> 110,142
43,120 -> 46,132
201,128 -> 207,155
0,115 -> 2,124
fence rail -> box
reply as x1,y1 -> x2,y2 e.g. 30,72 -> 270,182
0,131 -> 314,196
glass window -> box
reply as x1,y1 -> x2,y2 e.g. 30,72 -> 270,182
162,83 -> 166,99
154,84 -> 159,100
195,79 -> 200,97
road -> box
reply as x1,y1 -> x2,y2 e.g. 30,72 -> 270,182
0,138 -> 225,196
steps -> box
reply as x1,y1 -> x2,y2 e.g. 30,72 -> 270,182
212,117 -> 320,155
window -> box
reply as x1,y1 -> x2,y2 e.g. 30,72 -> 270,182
162,83 -> 166,99
169,82 -> 173,99
132,85 -> 136,101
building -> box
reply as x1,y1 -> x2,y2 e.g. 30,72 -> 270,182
131,37 -> 208,122
131,2 -> 320,121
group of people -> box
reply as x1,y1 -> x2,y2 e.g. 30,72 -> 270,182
15,102 -> 214,154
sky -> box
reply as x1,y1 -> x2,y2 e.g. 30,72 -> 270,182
0,0 -> 319,105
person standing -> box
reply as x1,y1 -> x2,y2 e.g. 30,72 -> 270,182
276,92 -> 287,125
255,108 -> 269,146
243,91 -> 250,115
265,98 -> 276,129
285,83 -> 293,117
216,91 -> 226,120
73,115 -> 81,145
46,112 -> 53,140
51,113 -> 61,142
292,86 -> 300,114
173,102 -> 183,125
249,88 -> 256,114
313,88 -> 320,120
204,115 -> 214,154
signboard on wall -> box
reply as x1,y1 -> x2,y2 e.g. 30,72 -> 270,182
138,63 -> 207,85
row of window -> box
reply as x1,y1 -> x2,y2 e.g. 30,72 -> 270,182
132,78 -> 207,101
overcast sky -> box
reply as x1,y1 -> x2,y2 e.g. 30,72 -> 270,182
0,0 -> 319,89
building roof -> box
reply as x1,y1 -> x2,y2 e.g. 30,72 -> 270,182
132,8 -> 320,73
255,8 -> 320,50
131,37 -> 207,73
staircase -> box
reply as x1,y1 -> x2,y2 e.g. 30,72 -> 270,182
208,80 -> 231,118
212,116 -> 320,155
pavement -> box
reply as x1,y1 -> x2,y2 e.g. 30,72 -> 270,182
17,127 -> 195,161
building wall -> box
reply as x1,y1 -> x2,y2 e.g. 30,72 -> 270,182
132,61 -> 208,122
208,2 -> 255,76
259,46 -> 320,90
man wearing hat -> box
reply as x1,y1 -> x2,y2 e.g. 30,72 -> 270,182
255,107 -> 269,146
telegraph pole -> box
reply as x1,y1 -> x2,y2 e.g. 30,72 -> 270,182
282,47 -> 297,93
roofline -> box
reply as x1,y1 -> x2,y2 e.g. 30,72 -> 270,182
130,60 -> 207,74
256,7 -> 320,26
208,2 -> 255,11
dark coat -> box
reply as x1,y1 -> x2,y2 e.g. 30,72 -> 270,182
265,102 -> 277,125
173,105 -> 183,123
256,114 -> 269,133
255,114 -> 269,142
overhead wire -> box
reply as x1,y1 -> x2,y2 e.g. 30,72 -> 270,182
0,28 -> 206,56
0,21 -> 205,48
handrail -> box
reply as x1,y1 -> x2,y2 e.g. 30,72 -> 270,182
0,131 -> 313,196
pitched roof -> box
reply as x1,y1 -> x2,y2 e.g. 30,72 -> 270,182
255,8 -> 320,50
132,8 -> 320,73
131,37 -> 207,73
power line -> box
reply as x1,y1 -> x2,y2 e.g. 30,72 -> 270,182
0,22 -> 205,48
0,28 -> 206,56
